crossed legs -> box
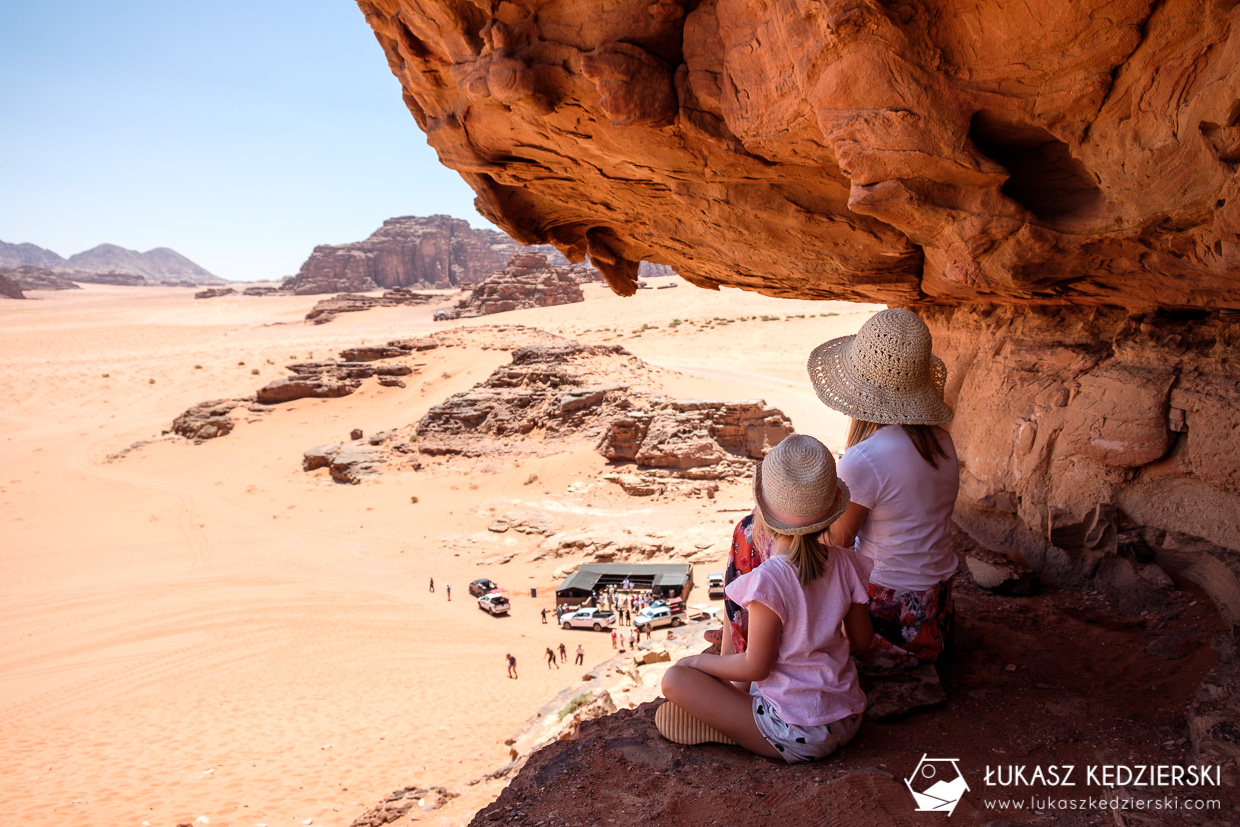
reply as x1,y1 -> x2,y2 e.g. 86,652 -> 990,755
659,663 -> 781,760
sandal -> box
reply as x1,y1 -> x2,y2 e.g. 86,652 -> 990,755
703,628 -> 723,645
654,701 -> 736,746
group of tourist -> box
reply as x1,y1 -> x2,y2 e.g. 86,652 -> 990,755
657,309 -> 960,763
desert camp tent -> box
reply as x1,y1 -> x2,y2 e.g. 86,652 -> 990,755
555,563 -> 693,605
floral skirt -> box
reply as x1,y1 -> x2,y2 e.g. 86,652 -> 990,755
854,579 -> 954,674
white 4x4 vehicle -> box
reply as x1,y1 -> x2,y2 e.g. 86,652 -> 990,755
635,600 -> 686,632
478,592 -> 510,615
561,608 -> 616,631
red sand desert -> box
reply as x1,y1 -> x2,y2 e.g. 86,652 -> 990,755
0,282 -> 880,826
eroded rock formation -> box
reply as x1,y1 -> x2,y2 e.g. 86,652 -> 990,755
435,252 -> 589,319
416,342 -> 792,479
355,0 -> 1240,306
928,305 -> 1240,622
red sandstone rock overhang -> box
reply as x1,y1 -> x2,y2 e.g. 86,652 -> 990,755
356,0 -> 1240,309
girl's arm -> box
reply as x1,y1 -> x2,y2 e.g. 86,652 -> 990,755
825,502 -> 870,548
678,601 -> 781,683
843,601 -> 873,652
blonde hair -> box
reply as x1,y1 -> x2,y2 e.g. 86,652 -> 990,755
752,506 -> 829,586
847,418 -> 947,469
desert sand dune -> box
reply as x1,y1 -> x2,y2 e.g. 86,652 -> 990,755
0,281 -> 878,826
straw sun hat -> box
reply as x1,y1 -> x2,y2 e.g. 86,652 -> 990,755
806,308 -> 953,425
753,434 -> 850,536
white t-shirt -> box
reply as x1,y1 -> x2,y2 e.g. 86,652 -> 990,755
725,550 -> 871,726
836,425 -> 959,592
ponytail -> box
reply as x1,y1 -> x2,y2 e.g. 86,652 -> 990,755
784,533 -> 829,586
753,507 -> 829,585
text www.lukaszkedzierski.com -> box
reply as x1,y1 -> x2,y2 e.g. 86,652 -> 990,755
982,796 -> 1220,811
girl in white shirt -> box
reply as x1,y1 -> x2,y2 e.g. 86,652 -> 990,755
807,308 -> 960,673
656,435 -> 873,761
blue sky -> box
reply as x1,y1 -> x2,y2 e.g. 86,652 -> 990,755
0,1 -> 488,281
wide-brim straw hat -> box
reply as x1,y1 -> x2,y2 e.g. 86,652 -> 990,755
807,308 -> 953,425
753,434 -> 850,536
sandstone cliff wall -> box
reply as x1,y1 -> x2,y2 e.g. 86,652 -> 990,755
928,305 -> 1240,622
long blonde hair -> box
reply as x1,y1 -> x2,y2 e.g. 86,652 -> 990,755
752,507 -> 829,586
847,419 -> 948,468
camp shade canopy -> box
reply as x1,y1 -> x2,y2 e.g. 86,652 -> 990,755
554,563 -> 694,603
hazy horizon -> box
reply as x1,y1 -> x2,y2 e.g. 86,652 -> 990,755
0,1 -> 490,282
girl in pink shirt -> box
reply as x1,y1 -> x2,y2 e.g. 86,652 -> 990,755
657,435 -> 874,762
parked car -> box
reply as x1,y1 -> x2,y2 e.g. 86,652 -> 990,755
469,578 -> 499,597
561,607 -> 617,631
708,573 -> 725,599
635,599 -> 686,632
477,592 -> 510,615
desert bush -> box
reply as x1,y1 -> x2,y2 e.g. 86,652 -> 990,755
558,692 -> 594,720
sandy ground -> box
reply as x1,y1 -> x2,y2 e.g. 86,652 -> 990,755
0,280 -> 879,827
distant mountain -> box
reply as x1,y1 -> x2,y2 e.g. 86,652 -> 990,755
0,238 -> 223,284
0,240 -> 68,270
66,244 -> 223,284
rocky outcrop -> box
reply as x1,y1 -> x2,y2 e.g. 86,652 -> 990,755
281,215 -> 568,295
168,398 -> 251,442
435,253 -> 588,320
598,399 -> 793,470
1,266 -> 80,291
416,342 -> 641,455
255,359 -> 414,404
0,273 -> 25,299
417,342 -> 791,477
304,429 -> 420,484
357,1 -> 1240,306
304,288 -> 439,323
194,287 -> 236,299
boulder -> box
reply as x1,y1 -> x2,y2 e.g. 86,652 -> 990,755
256,376 -> 360,404
169,399 -> 247,441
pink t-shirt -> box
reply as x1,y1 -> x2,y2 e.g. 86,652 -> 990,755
725,549 -> 871,726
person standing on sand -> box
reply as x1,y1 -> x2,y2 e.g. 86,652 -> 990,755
429,577 -> 434,593
610,629 -> 617,649
575,644 -> 584,665
629,629 -> 636,649
507,653 -> 518,679
546,647 -> 559,669
542,608 -> 548,624
558,642 -> 567,662
446,584 -> 451,601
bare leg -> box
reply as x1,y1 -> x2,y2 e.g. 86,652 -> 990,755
661,664 -> 780,760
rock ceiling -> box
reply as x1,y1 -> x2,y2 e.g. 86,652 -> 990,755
356,0 -> 1240,309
